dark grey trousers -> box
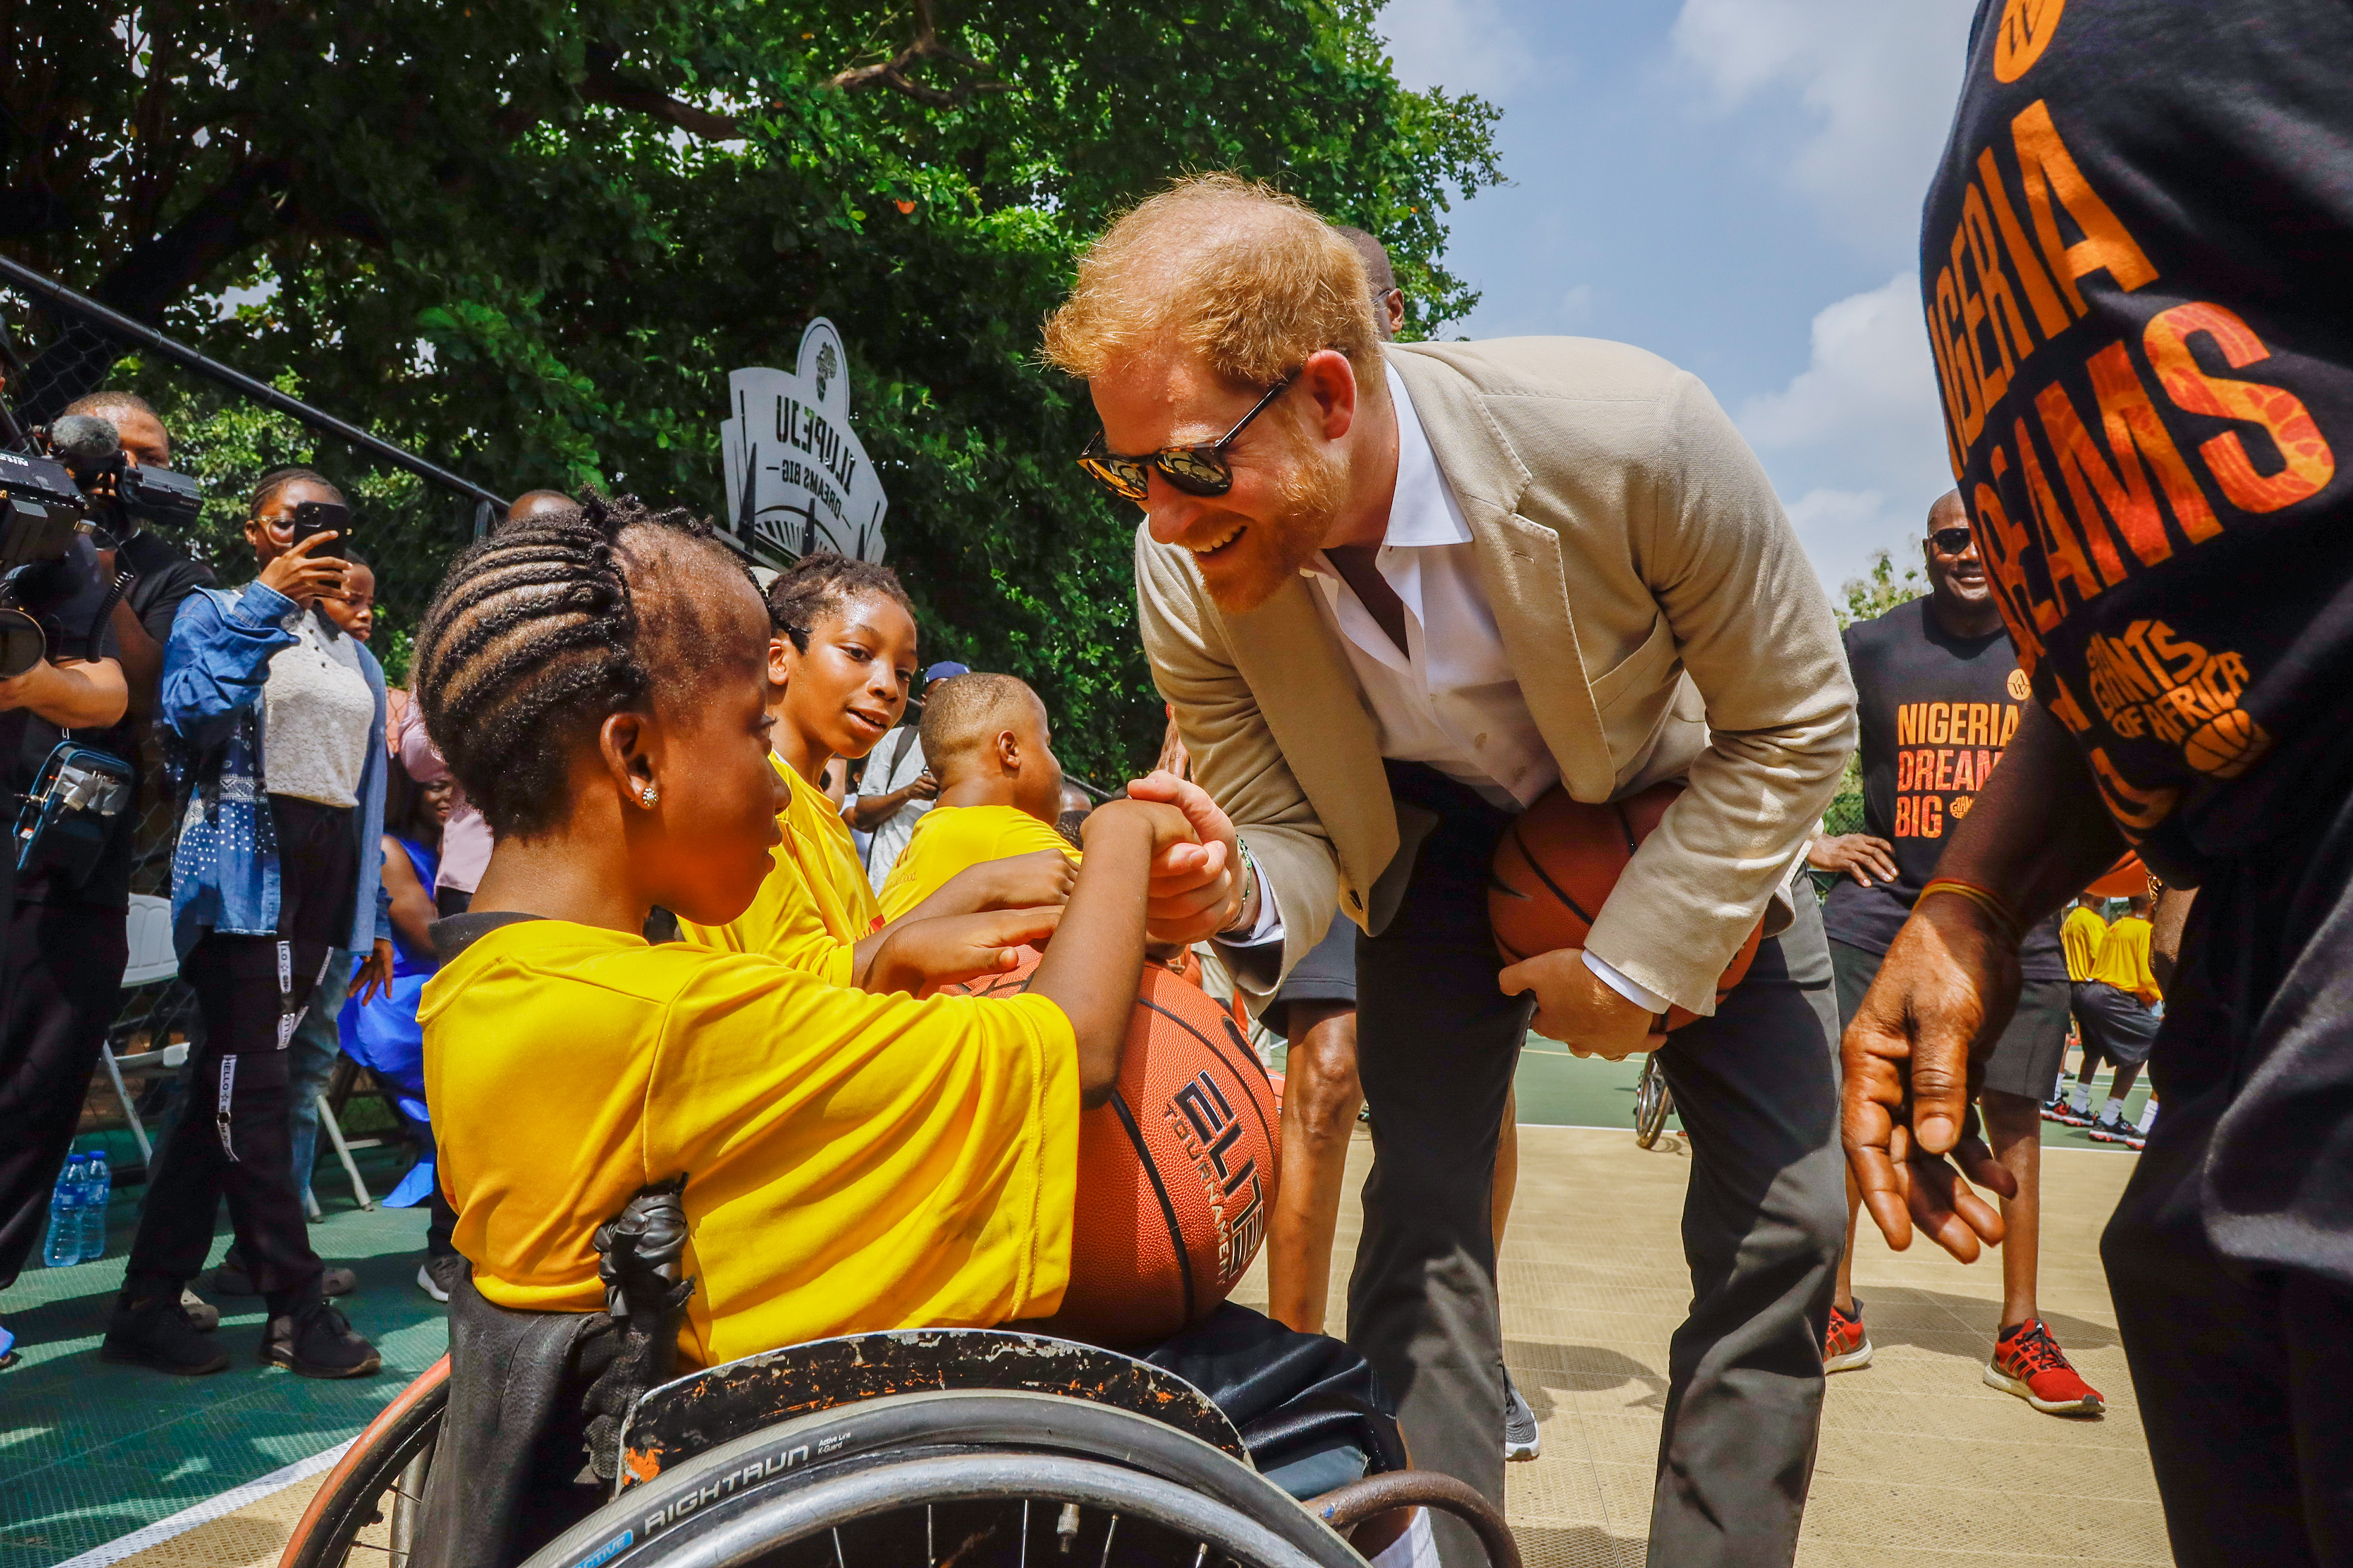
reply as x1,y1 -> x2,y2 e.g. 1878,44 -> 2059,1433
1348,765 -> 1843,1566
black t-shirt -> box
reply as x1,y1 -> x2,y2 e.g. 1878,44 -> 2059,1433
1920,0 -> 2353,883
1824,598 -> 2067,977
4,529 -> 210,908
4,532 -> 126,905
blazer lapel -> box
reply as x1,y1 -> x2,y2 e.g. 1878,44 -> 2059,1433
1390,348 -> 1620,801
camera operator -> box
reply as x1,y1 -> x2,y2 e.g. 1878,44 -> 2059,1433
0,473 -> 128,1368
103,467 -> 391,1380
59,393 -> 216,722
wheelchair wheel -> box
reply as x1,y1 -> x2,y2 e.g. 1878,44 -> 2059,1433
1632,1055 -> 1674,1149
524,1389 -> 1365,1568
281,1356 -> 449,1568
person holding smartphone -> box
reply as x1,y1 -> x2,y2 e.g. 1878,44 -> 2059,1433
105,467 -> 394,1380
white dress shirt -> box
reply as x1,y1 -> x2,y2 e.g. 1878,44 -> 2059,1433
1234,366 -> 1666,1015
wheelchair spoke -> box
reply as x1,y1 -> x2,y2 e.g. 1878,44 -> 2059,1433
1019,1499 -> 1030,1568
831,1527 -> 846,1568
1096,1515 -> 1118,1568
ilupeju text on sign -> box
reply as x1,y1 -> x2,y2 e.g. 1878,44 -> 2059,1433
720,318 -> 889,567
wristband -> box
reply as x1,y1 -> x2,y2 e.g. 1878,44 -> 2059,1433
1918,877 -> 2023,948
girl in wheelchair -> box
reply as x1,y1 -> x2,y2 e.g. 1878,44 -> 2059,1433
387,498 -> 1467,1568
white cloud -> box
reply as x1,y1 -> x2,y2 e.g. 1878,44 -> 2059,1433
1378,0 -> 1543,99
1669,0 -> 1975,256
1737,273 -> 1954,590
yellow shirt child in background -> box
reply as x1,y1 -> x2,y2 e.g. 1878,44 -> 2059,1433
681,557 -> 1071,986
2089,909 -> 2162,1005
2061,897 -> 2108,983
878,673 -> 1080,922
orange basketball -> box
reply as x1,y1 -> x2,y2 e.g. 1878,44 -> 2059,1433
947,958 -> 1279,1345
1488,781 -> 1763,1029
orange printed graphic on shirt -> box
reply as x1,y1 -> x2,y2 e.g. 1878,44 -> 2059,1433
2080,620 -> 2270,777
2142,302 -> 2337,514
1891,702 -> 2024,839
2010,100 -> 2158,316
2034,342 -> 2220,570
1993,0 -> 2066,83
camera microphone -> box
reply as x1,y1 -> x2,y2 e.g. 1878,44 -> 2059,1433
48,415 -> 123,482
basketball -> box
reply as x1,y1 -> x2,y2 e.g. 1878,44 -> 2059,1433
947,958 -> 1279,1345
1488,781 -> 1763,1029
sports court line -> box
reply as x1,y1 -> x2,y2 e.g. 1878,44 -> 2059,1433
50,1439 -> 354,1568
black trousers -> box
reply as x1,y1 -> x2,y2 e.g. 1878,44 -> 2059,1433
125,932 -> 333,1303
1347,765 -> 1843,1567
0,901 -> 128,1289
2102,786 -> 2353,1566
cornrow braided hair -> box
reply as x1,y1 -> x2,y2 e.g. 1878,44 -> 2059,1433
765,551 -> 912,648
412,492 -> 743,839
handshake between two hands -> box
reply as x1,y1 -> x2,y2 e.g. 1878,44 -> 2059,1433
859,771 -> 1221,998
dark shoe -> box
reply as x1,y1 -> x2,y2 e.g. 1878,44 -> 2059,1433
261,1300 -> 381,1379
419,1254 -> 464,1304
212,1262 -> 356,1297
179,1288 -> 220,1333
101,1292 -> 231,1376
2088,1117 -> 2133,1144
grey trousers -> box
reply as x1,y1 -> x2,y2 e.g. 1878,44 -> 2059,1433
1348,765 -> 1844,1566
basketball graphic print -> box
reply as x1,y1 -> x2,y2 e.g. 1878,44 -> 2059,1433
946,959 -> 1279,1344
1488,781 -> 1761,1029
2183,707 -> 2271,779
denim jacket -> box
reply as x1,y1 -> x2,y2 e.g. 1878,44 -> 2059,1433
163,581 -> 393,959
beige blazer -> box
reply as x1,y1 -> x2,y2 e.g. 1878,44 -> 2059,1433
1135,337 -> 1856,1017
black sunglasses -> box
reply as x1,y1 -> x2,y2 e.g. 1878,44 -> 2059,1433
1931,526 -> 1976,555
1076,369 -> 1301,504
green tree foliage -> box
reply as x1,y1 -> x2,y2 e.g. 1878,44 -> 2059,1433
2,0 -> 1502,779
1836,548 -> 1928,629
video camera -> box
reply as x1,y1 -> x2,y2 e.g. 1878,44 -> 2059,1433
0,444 -> 94,680
44,413 -> 203,530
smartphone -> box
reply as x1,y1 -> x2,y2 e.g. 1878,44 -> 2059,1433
289,500 -> 350,562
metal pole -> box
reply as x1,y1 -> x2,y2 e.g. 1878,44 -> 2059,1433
0,254 -> 509,511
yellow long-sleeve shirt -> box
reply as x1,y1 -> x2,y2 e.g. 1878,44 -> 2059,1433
678,755 -> 881,984
2087,915 -> 2160,1005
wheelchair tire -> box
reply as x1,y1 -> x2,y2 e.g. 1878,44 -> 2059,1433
524,1389 -> 1365,1568
281,1356 -> 451,1568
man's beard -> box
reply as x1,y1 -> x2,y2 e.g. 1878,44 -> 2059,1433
1196,439 -> 1349,616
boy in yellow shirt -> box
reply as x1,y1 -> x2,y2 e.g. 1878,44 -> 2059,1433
878,673 -> 1081,922
679,556 -> 1071,986
408,498 -> 1193,1367
2054,895 -> 2161,1140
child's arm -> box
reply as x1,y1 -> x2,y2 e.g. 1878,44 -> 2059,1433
899,849 -> 1078,923
1029,800 -> 1194,1106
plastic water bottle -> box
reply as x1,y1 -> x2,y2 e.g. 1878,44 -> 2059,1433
81,1150 -> 112,1263
42,1153 -> 85,1268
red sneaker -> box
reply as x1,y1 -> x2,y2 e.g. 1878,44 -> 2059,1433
1824,1296 -> 1873,1373
1985,1320 -> 2103,1416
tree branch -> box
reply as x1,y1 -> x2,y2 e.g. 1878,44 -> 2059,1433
826,0 -> 1007,109
580,45 -> 743,140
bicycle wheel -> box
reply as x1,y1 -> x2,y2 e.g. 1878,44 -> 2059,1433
1632,1056 -> 1674,1150
281,1356 -> 450,1568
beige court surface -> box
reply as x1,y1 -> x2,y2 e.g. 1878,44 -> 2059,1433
109,1124 -> 2165,1568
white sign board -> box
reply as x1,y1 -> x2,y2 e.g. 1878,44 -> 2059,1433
720,318 -> 888,566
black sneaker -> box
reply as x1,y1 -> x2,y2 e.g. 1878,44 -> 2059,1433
179,1288 -> 220,1333
212,1262 -> 357,1297
101,1291 -> 231,1376
261,1300 -> 382,1379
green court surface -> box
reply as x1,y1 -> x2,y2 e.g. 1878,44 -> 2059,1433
0,1145 -> 445,1568
4,1049 -> 2147,1568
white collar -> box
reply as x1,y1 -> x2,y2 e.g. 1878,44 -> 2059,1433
1381,364 -> 1473,550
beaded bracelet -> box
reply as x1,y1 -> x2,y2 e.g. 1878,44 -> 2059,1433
1918,877 -> 2024,949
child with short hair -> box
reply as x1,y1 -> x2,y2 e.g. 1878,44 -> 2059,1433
410,498 -> 1194,1366
877,673 -> 1081,922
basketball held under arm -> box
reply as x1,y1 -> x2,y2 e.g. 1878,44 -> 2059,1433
1580,374 -> 1856,1016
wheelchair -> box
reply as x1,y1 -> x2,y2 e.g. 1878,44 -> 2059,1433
281,1193 -> 1520,1568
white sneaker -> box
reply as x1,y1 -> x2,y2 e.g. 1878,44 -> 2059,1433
415,1263 -> 450,1303
1503,1373 -> 1541,1462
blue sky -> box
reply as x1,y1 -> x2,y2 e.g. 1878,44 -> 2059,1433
1380,0 -> 1980,593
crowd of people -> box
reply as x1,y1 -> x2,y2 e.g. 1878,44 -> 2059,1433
1,3 -> 2348,1566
